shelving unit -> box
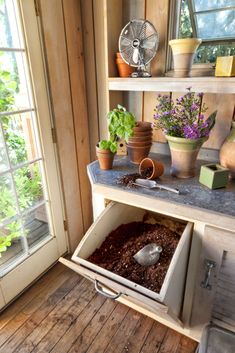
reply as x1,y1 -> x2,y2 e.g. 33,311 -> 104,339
108,77 -> 235,94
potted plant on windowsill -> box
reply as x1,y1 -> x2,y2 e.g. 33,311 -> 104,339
153,88 -> 217,178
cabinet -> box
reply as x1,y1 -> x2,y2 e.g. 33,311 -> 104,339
60,156 -> 235,342
190,226 -> 235,333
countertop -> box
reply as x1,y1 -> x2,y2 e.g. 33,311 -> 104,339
88,153 -> 235,228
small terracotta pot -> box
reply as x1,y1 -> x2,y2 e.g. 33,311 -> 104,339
116,53 -> 134,77
133,122 -> 152,133
139,158 -> 164,179
96,146 -> 115,170
126,144 -> 152,164
128,135 -> 152,143
131,130 -> 153,137
127,140 -> 152,147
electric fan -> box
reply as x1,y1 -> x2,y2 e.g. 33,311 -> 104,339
119,19 -> 159,77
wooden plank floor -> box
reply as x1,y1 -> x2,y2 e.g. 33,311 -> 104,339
0,262 -> 198,353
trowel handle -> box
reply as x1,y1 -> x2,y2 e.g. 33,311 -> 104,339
157,184 -> 180,194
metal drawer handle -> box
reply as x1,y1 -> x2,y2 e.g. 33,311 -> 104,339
95,280 -> 122,300
201,259 -> 216,290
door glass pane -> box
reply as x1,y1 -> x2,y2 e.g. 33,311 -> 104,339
195,10 -> 235,39
0,173 -> 17,222
0,220 -> 25,270
13,162 -> 44,212
193,0 -> 235,12
0,0 -> 23,48
23,204 -> 50,249
0,128 -> 9,172
0,51 -> 33,112
2,112 -> 39,166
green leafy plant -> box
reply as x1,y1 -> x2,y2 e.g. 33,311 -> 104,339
107,104 -> 136,143
98,139 -> 117,153
97,105 -> 136,154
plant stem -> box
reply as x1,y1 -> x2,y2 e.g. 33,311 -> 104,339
198,94 -> 203,123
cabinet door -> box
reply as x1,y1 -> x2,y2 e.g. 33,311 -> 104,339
190,226 -> 235,332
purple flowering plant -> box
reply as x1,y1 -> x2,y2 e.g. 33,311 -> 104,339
153,88 -> 216,139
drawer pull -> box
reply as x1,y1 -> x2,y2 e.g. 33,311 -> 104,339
95,280 -> 122,300
201,259 -> 216,290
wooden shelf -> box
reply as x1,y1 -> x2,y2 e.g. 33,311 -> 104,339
108,77 -> 235,94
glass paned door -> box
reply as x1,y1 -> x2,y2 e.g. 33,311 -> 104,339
0,0 -> 67,306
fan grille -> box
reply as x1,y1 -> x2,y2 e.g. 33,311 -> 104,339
119,19 -> 159,67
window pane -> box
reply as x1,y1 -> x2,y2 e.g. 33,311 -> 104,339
2,113 -> 39,166
0,126 -> 9,173
0,174 -> 17,222
193,0 -> 235,12
0,220 -> 25,270
195,43 -> 235,63
13,162 -> 44,212
23,204 -> 50,249
0,0 -> 23,49
0,51 -> 33,112
195,10 -> 235,39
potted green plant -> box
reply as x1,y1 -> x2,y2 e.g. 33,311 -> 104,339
96,105 -> 136,169
153,88 -> 217,178
96,139 -> 117,170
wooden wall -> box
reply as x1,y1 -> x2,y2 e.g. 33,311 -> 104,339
39,0 -> 94,251
92,0 -> 235,150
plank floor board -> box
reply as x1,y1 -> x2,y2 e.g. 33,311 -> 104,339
0,262 -> 198,353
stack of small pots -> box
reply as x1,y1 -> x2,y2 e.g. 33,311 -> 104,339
126,122 -> 153,164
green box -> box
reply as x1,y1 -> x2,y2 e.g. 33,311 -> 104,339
199,164 -> 229,189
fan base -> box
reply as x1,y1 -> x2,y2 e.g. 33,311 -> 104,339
131,67 -> 151,78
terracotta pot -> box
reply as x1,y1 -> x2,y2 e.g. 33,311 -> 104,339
220,121 -> 235,179
139,158 -> 164,179
126,144 -> 152,164
165,135 -> 207,178
96,146 -> 115,170
127,140 -> 152,147
116,52 -> 134,77
133,122 -> 152,133
169,38 -> 202,77
131,130 -> 153,137
128,135 -> 152,143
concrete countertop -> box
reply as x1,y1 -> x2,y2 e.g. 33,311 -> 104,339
88,153 -> 235,225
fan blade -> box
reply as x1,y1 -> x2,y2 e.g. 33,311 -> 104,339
132,48 -> 139,64
141,34 -> 158,50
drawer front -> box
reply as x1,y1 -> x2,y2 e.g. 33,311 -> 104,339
71,201 -> 192,318
59,257 -> 182,326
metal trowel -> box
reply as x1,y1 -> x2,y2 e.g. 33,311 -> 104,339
134,178 -> 180,194
133,243 -> 163,266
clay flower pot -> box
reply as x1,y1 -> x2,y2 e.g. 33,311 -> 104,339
165,135 -> 207,178
128,135 -> 153,143
133,121 -> 152,133
96,146 -> 115,170
116,52 -> 134,77
220,121 -> 235,179
139,158 -> 164,179
127,140 -> 152,147
169,38 -> 202,77
126,144 -> 152,164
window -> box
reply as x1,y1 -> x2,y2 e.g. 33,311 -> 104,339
175,0 -> 235,64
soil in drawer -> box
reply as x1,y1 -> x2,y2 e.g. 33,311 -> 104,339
87,218 -> 182,293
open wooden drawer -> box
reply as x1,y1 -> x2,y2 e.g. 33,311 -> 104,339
60,202 -> 193,323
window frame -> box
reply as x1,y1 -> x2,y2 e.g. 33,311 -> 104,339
166,0 -> 235,75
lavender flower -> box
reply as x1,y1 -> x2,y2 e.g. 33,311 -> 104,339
152,90 -> 211,139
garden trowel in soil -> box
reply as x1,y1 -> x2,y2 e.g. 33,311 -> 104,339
133,243 -> 162,266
